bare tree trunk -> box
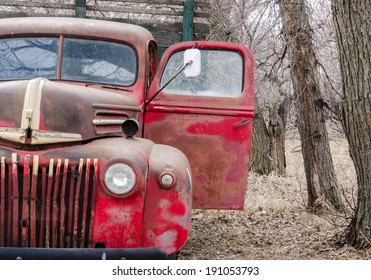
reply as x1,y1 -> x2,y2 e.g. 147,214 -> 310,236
250,107 -> 273,175
332,0 -> 371,248
279,0 -> 343,210
268,78 -> 289,175
268,107 -> 286,175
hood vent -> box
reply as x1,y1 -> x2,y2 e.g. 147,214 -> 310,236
92,111 -> 128,136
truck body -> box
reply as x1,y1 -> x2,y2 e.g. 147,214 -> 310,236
0,17 -> 254,259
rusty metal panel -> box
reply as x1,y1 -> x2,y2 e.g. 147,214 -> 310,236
0,79 -> 143,144
145,41 -> 254,210
145,111 -> 253,209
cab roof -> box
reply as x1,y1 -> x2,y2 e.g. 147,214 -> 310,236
0,17 -> 154,46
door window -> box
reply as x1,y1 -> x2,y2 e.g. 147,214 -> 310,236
161,50 -> 243,97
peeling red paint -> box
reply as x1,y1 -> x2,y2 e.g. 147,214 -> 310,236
144,112 -> 252,209
141,145 -> 192,254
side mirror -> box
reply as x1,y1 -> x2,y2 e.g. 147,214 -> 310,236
184,49 -> 201,78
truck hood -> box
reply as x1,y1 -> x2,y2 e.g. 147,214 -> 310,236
0,78 -> 142,145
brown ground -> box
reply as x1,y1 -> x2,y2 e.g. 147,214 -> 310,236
179,133 -> 371,259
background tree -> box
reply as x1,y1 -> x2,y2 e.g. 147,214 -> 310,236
278,0 -> 342,210
331,0 -> 371,248
209,0 -> 289,175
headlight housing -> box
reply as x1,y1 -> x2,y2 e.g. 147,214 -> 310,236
159,171 -> 177,188
104,163 -> 136,195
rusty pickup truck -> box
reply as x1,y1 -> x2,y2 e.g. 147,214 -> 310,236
0,17 -> 254,259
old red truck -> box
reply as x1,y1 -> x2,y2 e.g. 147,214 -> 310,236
0,17 -> 254,259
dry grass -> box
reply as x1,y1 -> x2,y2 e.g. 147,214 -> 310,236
180,132 -> 371,260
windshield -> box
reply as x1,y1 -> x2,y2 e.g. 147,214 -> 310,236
61,38 -> 136,86
161,50 -> 243,97
0,37 -> 58,80
0,37 -> 137,86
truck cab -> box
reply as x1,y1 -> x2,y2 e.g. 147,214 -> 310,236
0,17 -> 254,259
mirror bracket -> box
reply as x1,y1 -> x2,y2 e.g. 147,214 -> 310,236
146,48 -> 201,104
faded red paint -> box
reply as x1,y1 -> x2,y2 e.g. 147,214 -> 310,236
92,191 -> 144,248
0,121 -> 16,127
187,118 -> 249,144
141,145 -> 192,253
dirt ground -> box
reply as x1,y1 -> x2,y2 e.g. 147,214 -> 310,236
179,132 -> 371,260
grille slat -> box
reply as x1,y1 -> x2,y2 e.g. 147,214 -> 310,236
73,159 -> 83,248
51,159 -> 62,248
30,155 -> 39,248
66,166 -> 74,248
0,157 -> 5,247
0,154 -> 97,248
39,168 -> 47,247
11,153 -> 19,246
80,158 -> 90,248
45,159 -> 54,248
88,158 -> 99,246
59,159 -> 69,248
21,156 -> 31,247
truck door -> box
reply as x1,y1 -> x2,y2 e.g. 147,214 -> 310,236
144,41 -> 254,209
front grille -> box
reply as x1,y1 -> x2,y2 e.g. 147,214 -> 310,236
0,154 -> 98,248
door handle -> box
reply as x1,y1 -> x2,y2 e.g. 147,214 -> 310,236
234,119 -> 250,129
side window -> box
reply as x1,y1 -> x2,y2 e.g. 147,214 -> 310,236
161,50 -> 243,97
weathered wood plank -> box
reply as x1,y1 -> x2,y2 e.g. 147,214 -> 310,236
0,0 -> 210,49
92,0 -> 210,8
0,1 -> 209,12
86,16 -> 209,35
152,32 -> 183,46
93,0 -> 184,5
0,0 -> 209,18
0,12 -> 74,18
0,0 -> 74,10
86,6 -> 183,17
86,6 -> 208,18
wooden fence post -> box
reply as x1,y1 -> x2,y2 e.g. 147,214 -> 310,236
75,0 -> 86,18
182,0 -> 195,41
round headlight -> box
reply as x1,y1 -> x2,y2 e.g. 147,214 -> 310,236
104,163 -> 136,195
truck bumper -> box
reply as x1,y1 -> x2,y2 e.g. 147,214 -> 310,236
0,247 -> 169,260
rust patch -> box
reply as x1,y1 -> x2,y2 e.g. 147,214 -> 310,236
145,112 -> 251,209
